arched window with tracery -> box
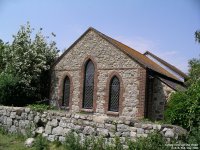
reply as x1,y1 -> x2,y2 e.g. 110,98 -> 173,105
62,76 -> 70,107
83,60 -> 95,109
108,76 -> 120,112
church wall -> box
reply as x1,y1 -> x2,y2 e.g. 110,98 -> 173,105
50,30 -> 146,120
147,77 -> 174,120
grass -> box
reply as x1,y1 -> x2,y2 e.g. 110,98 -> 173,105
0,132 -> 30,150
0,128 -> 64,150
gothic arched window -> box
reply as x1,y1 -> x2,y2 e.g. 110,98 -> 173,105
62,76 -> 70,107
108,76 -> 120,112
83,60 -> 95,109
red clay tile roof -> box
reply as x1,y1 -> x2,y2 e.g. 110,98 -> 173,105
53,27 -> 182,82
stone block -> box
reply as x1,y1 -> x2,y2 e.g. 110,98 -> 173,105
97,128 -> 109,137
63,128 -> 71,136
105,123 -> 116,131
6,118 -> 12,126
137,128 -> 144,134
10,112 -> 16,118
25,108 -> 31,113
28,114 -> 34,120
134,123 -> 142,128
44,125 -> 52,134
36,127 -> 45,134
52,126 -> 63,136
48,135 -> 56,142
130,131 -> 136,138
50,119 -> 58,127
25,138 -> 35,147
34,116 -> 40,123
122,131 -> 130,137
164,129 -> 174,138
9,125 -> 17,133
130,127 -> 137,132
117,124 -> 129,132
83,126 -> 95,135
59,136 -> 66,142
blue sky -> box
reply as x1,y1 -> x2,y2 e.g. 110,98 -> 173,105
0,0 -> 199,73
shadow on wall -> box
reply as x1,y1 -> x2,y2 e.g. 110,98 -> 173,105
146,77 -> 167,121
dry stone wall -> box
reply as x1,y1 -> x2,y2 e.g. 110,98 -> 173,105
0,106 -> 186,144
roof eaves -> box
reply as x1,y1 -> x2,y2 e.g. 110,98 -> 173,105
144,51 -> 188,79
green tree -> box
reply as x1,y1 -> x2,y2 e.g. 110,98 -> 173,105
195,30 -> 200,43
0,39 -> 6,72
0,22 -> 59,105
164,81 -> 200,130
187,57 -> 200,85
165,30 -> 200,132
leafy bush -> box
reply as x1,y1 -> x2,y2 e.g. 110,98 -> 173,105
63,131 -> 174,150
89,137 -> 106,150
186,127 -> 200,145
128,132 -> 171,150
0,126 -> 8,135
64,132 -> 115,150
187,57 -> 200,85
0,39 -> 6,72
64,132 -> 82,150
34,134 -> 49,150
164,81 -> 200,130
0,73 -> 19,105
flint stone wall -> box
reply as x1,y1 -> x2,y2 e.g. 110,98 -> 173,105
50,30 -> 146,119
147,78 -> 175,121
0,106 -> 187,144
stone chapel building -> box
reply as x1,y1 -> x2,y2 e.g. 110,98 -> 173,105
50,27 -> 187,121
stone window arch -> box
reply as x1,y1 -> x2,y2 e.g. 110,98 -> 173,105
108,76 -> 120,112
82,59 -> 95,109
105,72 -> 124,115
62,76 -> 70,107
59,73 -> 73,110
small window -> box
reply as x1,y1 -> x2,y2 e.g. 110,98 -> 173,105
108,76 -> 120,112
83,60 -> 95,109
62,76 -> 70,107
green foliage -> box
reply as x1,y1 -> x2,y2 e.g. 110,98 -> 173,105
128,132 -> 171,150
34,135 -> 49,150
64,132 -> 110,150
0,39 -> 6,72
195,30 -> 200,43
90,137 -> 106,150
187,57 -> 200,85
0,73 -> 20,104
186,127 -> 200,144
0,126 -> 8,135
111,136 -> 123,150
0,22 -> 59,105
164,81 -> 200,130
28,104 -> 51,112
64,132 -> 82,150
